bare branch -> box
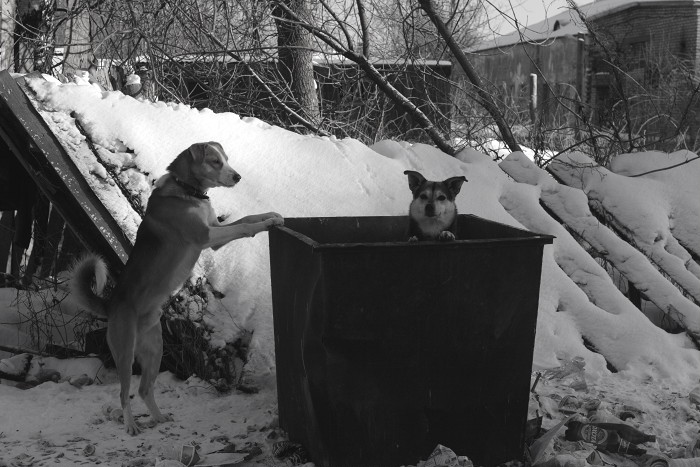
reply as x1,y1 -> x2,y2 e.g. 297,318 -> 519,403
272,0 -> 455,154
202,26 -> 328,136
628,155 -> 700,178
356,0 -> 370,58
316,0 -> 356,52
418,0 -> 521,153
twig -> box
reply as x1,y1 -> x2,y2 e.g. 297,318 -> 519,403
628,155 -> 700,178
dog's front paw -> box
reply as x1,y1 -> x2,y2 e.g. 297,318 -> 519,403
263,212 -> 283,221
438,231 -> 456,241
265,217 -> 285,229
408,236 -> 419,242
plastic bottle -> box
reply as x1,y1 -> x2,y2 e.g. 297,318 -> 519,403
643,456 -> 670,467
670,460 -> 700,467
589,422 -> 656,444
565,421 -> 647,456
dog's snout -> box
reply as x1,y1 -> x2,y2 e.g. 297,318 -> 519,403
425,204 -> 435,217
221,167 -> 241,187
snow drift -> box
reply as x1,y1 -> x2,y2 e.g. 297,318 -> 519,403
16,73 -> 700,392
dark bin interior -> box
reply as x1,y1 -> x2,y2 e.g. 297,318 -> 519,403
269,215 -> 554,467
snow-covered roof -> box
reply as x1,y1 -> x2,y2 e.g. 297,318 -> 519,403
473,8 -> 587,51
473,0 -> 700,51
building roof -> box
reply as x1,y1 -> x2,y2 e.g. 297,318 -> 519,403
472,0 -> 700,52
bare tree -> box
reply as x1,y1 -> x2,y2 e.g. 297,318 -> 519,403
9,0 -> 515,156
270,0 -> 320,126
268,0 -> 458,153
471,0 -> 700,166
419,0 -> 521,152
1,0 -> 15,70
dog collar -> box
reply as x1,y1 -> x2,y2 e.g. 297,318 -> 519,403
173,177 -> 209,200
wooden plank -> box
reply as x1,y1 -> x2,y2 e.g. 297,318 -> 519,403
0,70 -> 131,273
56,226 -> 81,274
40,204 -> 67,278
0,137 -> 32,210
24,192 -> 50,281
0,211 -> 13,274
11,201 -> 33,281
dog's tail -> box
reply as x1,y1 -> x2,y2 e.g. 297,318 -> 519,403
69,254 -> 109,318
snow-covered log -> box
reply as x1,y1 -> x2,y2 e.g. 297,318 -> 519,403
9,70 -> 700,389
548,152 -> 700,306
501,152 -> 700,342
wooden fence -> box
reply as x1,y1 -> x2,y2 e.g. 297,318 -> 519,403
0,200 -> 82,288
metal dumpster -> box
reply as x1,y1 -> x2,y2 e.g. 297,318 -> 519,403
269,215 -> 554,467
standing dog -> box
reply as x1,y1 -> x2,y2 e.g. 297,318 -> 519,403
404,170 -> 467,241
71,141 -> 283,435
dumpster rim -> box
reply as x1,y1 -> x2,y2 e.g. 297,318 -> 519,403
272,214 -> 555,250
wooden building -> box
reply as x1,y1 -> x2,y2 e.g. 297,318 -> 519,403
469,0 -> 700,147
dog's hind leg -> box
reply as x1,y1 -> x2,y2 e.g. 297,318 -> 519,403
108,319 -> 141,435
137,320 -> 172,425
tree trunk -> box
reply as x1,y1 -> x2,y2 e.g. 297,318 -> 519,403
33,0 -> 56,73
62,0 -> 93,74
271,0 -> 320,126
0,0 -> 15,70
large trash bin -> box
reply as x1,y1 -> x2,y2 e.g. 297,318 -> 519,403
269,215 -> 554,467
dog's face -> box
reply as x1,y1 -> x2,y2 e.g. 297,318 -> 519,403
189,142 -> 241,188
168,142 -> 242,189
404,170 -> 467,222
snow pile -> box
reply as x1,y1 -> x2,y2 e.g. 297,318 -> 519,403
610,151 -> 700,263
502,152 -> 700,338
18,75 -> 700,390
549,152 -> 700,309
1,72 -> 700,467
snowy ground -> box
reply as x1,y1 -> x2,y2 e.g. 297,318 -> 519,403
2,358 -> 700,467
1,73 -> 700,466
1,369 -> 280,467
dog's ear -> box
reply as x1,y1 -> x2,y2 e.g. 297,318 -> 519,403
191,142 -> 227,164
444,175 -> 468,198
404,170 -> 426,193
167,147 -> 192,179
188,142 -> 209,164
